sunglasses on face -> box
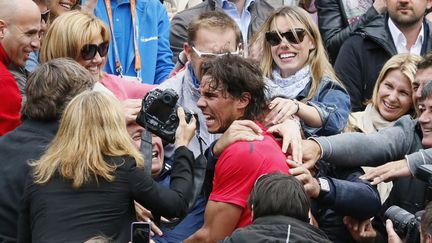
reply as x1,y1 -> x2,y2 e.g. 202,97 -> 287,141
80,42 -> 109,60
265,28 -> 306,46
41,9 -> 50,23
191,46 -> 240,59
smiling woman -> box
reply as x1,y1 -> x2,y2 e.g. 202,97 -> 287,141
40,11 -> 155,124
347,53 -> 422,134
346,53 -> 421,204
253,6 -> 351,138
48,0 -> 79,22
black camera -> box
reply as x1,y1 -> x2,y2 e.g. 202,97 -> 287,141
384,206 -> 423,243
136,88 -> 193,143
383,164 -> 432,243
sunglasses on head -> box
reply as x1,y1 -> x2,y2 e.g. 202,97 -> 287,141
80,42 -> 109,60
265,28 -> 306,46
41,9 -> 50,23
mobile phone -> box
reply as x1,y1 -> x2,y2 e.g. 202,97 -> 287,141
131,222 -> 151,243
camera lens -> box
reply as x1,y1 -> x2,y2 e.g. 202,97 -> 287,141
385,206 -> 416,236
162,93 -> 173,105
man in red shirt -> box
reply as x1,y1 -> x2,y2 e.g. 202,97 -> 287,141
0,0 -> 40,135
186,55 -> 290,242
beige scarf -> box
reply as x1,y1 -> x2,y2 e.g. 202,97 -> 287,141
346,104 -> 395,133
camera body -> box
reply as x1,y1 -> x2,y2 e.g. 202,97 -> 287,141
136,88 -> 192,143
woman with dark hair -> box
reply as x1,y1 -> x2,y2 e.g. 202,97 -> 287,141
18,91 -> 197,242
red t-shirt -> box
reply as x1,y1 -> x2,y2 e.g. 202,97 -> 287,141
209,123 -> 290,227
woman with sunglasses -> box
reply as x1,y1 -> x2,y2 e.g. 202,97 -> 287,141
40,11 -> 154,123
256,6 -> 350,141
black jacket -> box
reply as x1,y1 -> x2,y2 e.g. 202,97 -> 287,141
221,215 -> 331,243
334,15 -> 432,111
316,0 -> 381,63
312,161 -> 381,243
18,148 -> 195,243
0,119 -> 58,243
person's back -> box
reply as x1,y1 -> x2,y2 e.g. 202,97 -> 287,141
0,121 -> 57,241
211,124 -> 289,227
20,156 -> 144,242
0,59 -> 95,242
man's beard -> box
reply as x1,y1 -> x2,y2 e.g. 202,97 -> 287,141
389,10 -> 423,29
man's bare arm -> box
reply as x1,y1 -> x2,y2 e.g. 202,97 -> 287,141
185,200 -> 243,243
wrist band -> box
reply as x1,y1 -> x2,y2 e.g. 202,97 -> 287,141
293,100 -> 300,114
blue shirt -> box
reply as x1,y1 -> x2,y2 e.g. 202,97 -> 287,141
216,0 -> 254,44
84,0 -> 174,84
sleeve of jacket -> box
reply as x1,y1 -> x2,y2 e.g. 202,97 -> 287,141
129,146 -> 195,218
406,148 -> 432,176
170,11 -> 190,63
304,81 -> 351,136
17,174 -> 33,243
154,3 -> 175,84
313,115 -> 418,167
334,35 -> 365,112
317,0 -> 379,63
316,167 -> 381,220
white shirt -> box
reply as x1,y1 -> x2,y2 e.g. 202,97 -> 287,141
388,18 -> 424,55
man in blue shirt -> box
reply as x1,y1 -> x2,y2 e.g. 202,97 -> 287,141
83,0 -> 174,84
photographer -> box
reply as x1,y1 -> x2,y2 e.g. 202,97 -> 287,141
386,202 -> 432,243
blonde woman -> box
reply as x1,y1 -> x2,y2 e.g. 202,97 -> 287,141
18,91 -> 197,242
256,6 -> 350,138
347,53 -> 421,133
40,11 -> 155,123
346,53 -> 421,204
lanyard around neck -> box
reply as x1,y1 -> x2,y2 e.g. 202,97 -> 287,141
104,0 -> 142,81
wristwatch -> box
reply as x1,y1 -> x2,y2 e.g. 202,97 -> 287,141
318,177 -> 330,193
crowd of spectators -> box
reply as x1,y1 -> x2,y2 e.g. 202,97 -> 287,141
3,0 -> 432,242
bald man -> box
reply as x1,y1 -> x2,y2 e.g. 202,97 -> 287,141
0,0 -> 40,136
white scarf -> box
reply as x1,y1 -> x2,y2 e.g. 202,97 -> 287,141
266,66 -> 311,99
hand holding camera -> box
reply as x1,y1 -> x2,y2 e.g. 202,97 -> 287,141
174,107 -> 197,149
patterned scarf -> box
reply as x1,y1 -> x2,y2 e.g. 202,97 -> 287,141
266,65 -> 311,99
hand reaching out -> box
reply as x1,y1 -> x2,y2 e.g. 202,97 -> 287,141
212,120 -> 263,156
359,159 -> 411,185
267,118 -> 302,163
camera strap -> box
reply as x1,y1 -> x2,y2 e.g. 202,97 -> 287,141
140,129 -> 153,177
104,0 -> 142,81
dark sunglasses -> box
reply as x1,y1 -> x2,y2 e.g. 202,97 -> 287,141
41,9 -> 50,23
80,42 -> 109,60
265,28 -> 306,46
